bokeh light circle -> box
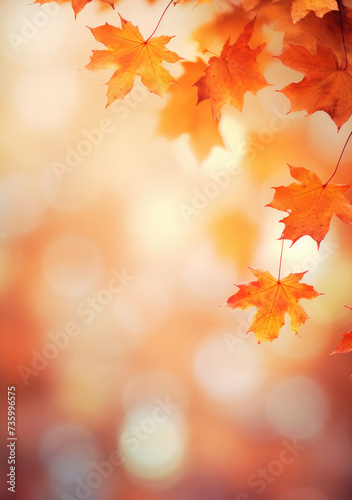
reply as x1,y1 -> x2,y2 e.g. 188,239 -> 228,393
39,425 -> 98,483
266,376 -> 329,440
42,234 -> 102,297
13,65 -> 79,130
119,404 -> 188,483
0,170 -> 46,236
193,334 -> 264,402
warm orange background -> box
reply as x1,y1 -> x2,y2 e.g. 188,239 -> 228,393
0,1 -> 352,500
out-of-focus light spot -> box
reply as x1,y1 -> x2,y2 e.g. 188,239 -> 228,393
13,65 -> 78,129
122,370 -> 188,414
84,300 -> 143,358
42,235 -> 102,297
0,0 -> 66,67
128,191 -> 187,255
280,487 -> 329,500
55,356 -> 122,417
218,114 -> 245,163
266,376 -> 329,440
171,136 -> 199,173
40,425 -> 98,483
184,243 -> 235,299
127,274 -> 172,332
0,170 -> 46,236
41,161 -> 102,212
193,334 -> 264,402
119,404 -> 188,483
271,328 -> 327,360
113,298 -> 144,337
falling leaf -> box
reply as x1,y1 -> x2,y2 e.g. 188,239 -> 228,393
195,18 -> 268,121
156,59 -> 224,161
193,7 -> 272,66
290,0 -> 338,23
86,15 -> 182,106
275,6 -> 352,65
242,0 -> 338,23
33,0 -> 114,18
331,306 -> 352,354
226,267 -> 321,343
277,43 -> 352,130
267,165 -> 352,247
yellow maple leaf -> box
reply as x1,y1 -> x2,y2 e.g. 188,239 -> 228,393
226,267 -> 322,343
86,15 -> 182,106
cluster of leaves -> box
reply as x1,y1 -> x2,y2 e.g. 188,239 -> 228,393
33,0 -> 352,353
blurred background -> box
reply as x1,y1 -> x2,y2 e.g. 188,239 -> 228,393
0,1 -> 352,499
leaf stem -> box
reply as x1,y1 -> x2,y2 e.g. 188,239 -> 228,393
278,237 -> 284,282
146,0 -> 174,42
337,0 -> 348,69
325,130 -> 352,184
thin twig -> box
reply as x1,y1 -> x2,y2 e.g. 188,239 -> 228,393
325,130 -> 352,184
146,0 -> 174,42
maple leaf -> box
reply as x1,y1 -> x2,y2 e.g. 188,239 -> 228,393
156,59 -> 224,161
331,306 -> 352,354
267,165 -> 352,247
290,0 -> 338,23
275,5 -> 352,65
193,8 -> 272,66
277,43 -> 352,130
226,267 -> 321,343
242,0 -> 338,23
86,16 -> 182,106
33,0 -> 114,18
194,18 -> 269,122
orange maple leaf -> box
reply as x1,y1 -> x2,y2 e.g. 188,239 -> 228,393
194,18 -> 268,122
267,165 -> 352,247
331,306 -> 352,354
290,0 -> 338,23
156,59 -> 224,161
277,43 -> 352,130
226,267 -> 322,343
86,16 -> 182,106
33,0 -> 114,18
275,5 -> 352,65
242,0 -> 338,23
